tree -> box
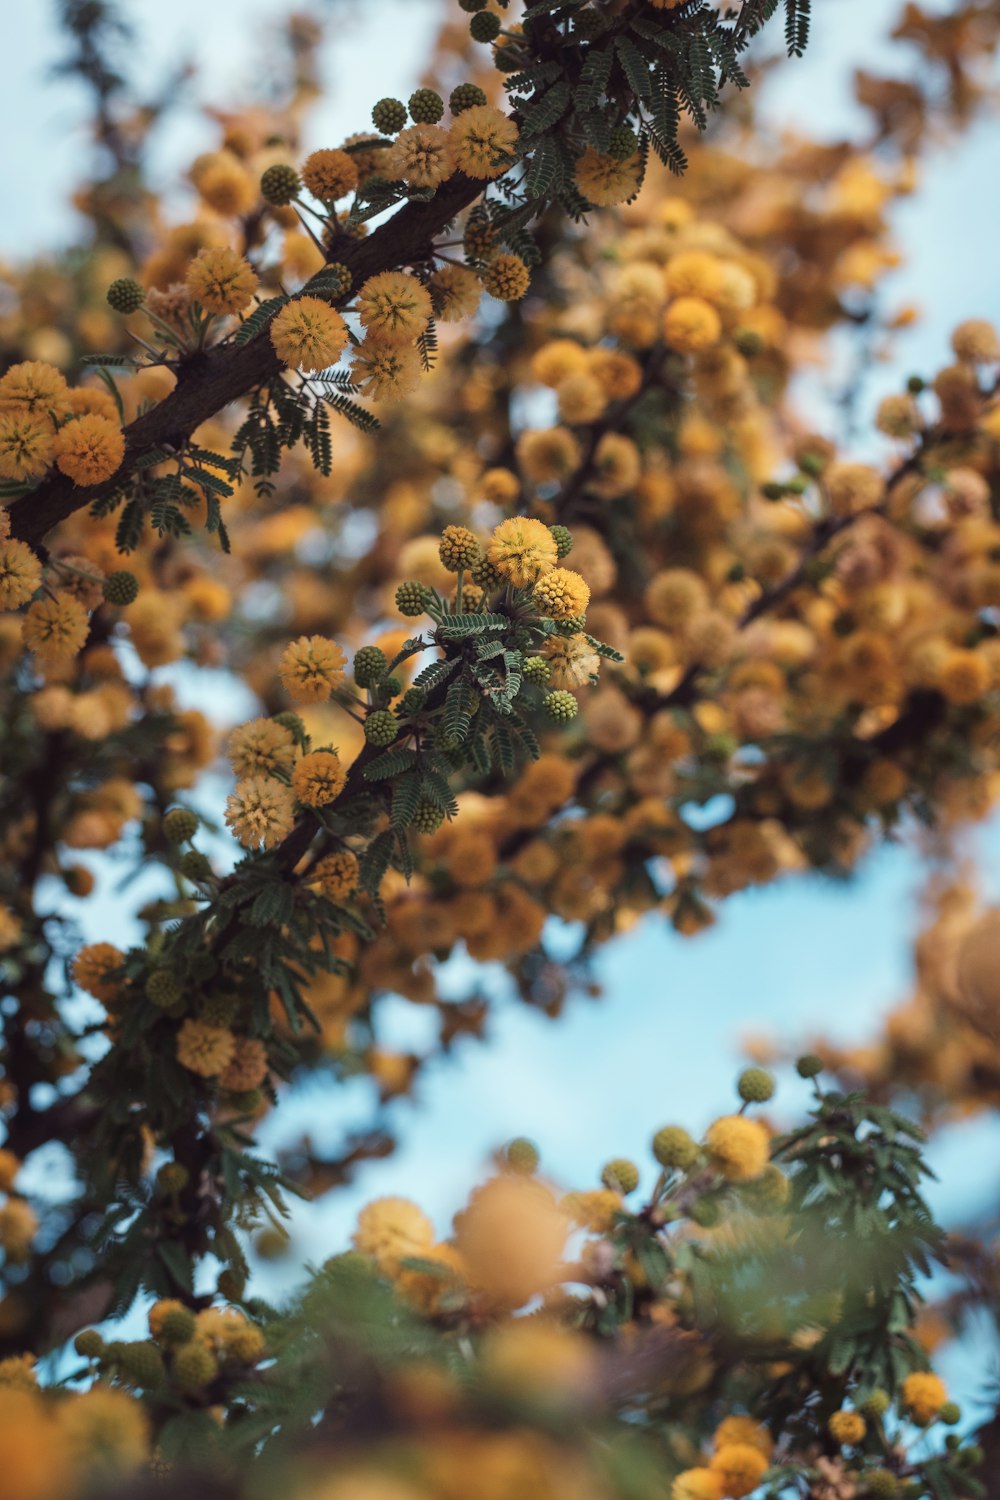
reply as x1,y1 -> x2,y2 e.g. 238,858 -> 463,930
0,0 -> 999,1495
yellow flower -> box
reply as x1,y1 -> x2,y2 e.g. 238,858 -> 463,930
185,246 -> 258,315
663,296 -> 722,353
58,1386 -> 150,1476
357,272 -> 432,345
351,337 -> 424,402
292,748 -> 347,807
488,517 -> 558,587
193,151 -> 255,216
0,1389 -> 70,1500
271,296 -> 349,372
352,1195 -> 435,1275
515,426 -> 581,483
0,1354 -> 37,1391
828,1410 -> 866,1445
227,717 -> 297,778
52,414 -> 125,485
0,1199 -> 38,1260
430,264 -> 481,322
708,1443 -> 769,1498
456,1175 -> 569,1308
176,1018 -> 236,1078
541,632 -> 600,689
0,361 -> 72,420
301,147 -> 359,202
218,1036 -> 269,1091
0,413 -> 53,481
825,461 -> 883,516
0,539 -> 43,608
481,253 -> 531,302
559,1187 -> 622,1233
574,147 -> 644,205
532,567 -> 591,620
713,1418 -> 773,1460
22,593 -> 89,661
938,647 -> 990,705
704,1116 -> 770,1182
279,634 -> 348,703
225,776 -> 297,849
386,126 -> 456,189
901,1370 -> 948,1424
311,849 -> 360,901
673,1470 -> 725,1500
450,105 -> 519,179
71,943 -> 125,1004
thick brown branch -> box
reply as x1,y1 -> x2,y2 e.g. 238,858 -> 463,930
8,172 -> 485,550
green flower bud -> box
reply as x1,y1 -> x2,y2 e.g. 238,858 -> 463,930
601,1158 -> 639,1194
353,645 -> 388,687
545,690 -> 578,722
470,10 -> 501,41
364,709 -> 398,746
737,1066 -> 775,1104
372,97 -> 407,134
652,1125 -> 699,1171
395,579 -> 433,617
106,278 -> 145,314
449,83 -> 488,115
163,807 -> 198,844
503,1137 -> 539,1174
103,570 -> 139,606
408,88 -> 445,124
260,163 -> 300,205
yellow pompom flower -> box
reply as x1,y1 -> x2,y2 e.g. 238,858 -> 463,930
430,264 -> 481,322
481,253 -> 531,302
488,517 -> 558,587
0,539 -> 43,609
708,1443 -> 769,1499
292,749 -> 347,807
828,1410 -> 866,1445
357,272 -> 432,345
279,634 -> 348,703
663,296 -> 722,353
176,1019 -> 236,1078
713,1418 -> 773,1460
450,105 -> 519,179
22,593 -> 89,661
185,246 -> 259,315
58,1386 -> 150,1476
71,943 -> 125,1004
0,413 -> 53,481
386,126 -> 456,189
227,718 -> 297,779
52,414 -> 125,485
353,1195 -> 435,1275
825,461 -> 884,516
673,1470 -> 725,1500
224,776 -> 297,849
311,849 -> 360,901
219,1037 -> 269,1092
270,296 -> 349,373
704,1115 -> 770,1182
901,1370 -> 948,1424
301,147 -> 359,202
0,360 -> 72,420
574,147 -> 644,205
532,567 -> 591,621
938,647 -> 990,706
541,632 -> 600,689
351,337 -> 424,402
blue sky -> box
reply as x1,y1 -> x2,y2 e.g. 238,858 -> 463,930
5,0 -> 1000,1411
